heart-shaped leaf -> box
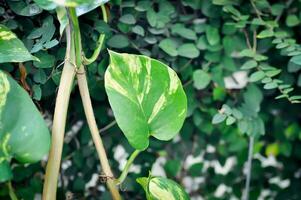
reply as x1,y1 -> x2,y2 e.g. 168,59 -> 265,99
0,25 -> 37,63
0,70 -> 50,182
33,0 -> 109,12
105,51 -> 187,150
137,175 -> 190,200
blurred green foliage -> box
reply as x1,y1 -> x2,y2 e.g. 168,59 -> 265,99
0,0 -> 301,199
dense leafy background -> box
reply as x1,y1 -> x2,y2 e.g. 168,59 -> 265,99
1,0 -> 301,199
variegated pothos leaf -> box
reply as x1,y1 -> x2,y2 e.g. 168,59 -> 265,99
137,176 -> 190,200
105,51 -> 187,150
0,70 -> 50,182
0,25 -> 37,63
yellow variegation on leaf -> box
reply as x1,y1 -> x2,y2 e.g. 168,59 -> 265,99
0,70 -> 50,183
105,51 -> 187,150
137,175 -> 190,200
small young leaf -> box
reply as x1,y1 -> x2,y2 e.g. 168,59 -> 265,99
137,176 -> 190,200
249,71 -> 265,82
264,82 -> 278,90
241,60 -> 258,69
192,70 -> 211,90
159,39 -> 178,57
226,116 -> 236,125
257,29 -> 274,38
212,113 -> 227,124
177,43 -> 200,58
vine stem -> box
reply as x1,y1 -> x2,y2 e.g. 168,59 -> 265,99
68,7 -> 121,200
83,5 -> 108,65
242,136 -> 254,200
115,150 -> 141,185
76,68 -> 121,200
8,182 -> 18,200
42,25 -> 76,200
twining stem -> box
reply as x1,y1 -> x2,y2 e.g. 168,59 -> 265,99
242,136 -> 255,200
76,68 -> 121,200
116,150 -> 141,185
68,7 -> 121,200
42,25 -> 76,200
7,182 -> 18,200
83,5 -> 108,65
68,8 -> 81,68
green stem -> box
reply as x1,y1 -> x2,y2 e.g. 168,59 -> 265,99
116,150 -> 141,185
68,6 -> 122,200
68,8 -> 82,68
83,4 -> 108,65
7,182 -> 18,200
242,136 -> 254,200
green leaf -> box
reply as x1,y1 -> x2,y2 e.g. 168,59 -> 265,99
107,35 -> 129,49
164,160 -> 181,177
119,14 -> 136,25
188,162 -> 203,177
288,55 -> 301,72
7,0 -> 43,16
171,24 -> 197,40
56,7 -> 68,36
159,39 -> 178,57
177,43 -> 200,58
132,25 -> 145,36
212,113 -> 226,124
264,82 -> 278,89
226,116 -> 236,125
264,69 -> 281,77
286,14 -> 300,27
0,160 -> 12,182
33,51 -> 55,68
0,70 -> 50,165
33,0 -> 108,10
257,29 -> 274,39
105,51 -> 187,150
196,36 -> 208,50
137,176 -> 190,200
0,25 -> 37,63
192,70 -> 211,90
205,26 -> 220,45
249,71 -> 265,82
241,60 -> 257,70
146,1 -> 175,29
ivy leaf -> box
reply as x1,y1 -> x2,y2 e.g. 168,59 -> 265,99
257,29 -> 274,39
177,43 -> 200,58
226,116 -> 236,125
171,24 -> 197,40
193,69 -> 211,90
212,113 -> 226,124
205,25 -> 220,45
137,176 -> 190,200
285,14 -> 300,27
107,35 -> 129,49
249,71 -> 265,82
33,51 -> 55,68
7,0 -> 43,16
288,55 -> 301,72
105,51 -> 187,150
159,39 -> 178,57
119,14 -> 136,25
0,25 -> 37,63
241,60 -> 257,70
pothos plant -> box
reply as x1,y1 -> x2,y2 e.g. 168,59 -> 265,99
0,0 -> 190,200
